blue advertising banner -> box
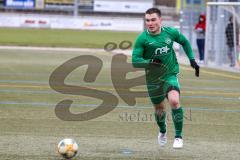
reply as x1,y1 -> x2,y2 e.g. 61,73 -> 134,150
5,0 -> 35,9
186,0 -> 202,5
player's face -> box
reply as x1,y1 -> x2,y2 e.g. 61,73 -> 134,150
145,13 -> 162,34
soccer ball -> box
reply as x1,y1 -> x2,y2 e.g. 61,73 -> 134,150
57,138 -> 78,159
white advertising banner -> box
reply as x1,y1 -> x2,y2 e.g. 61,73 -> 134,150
94,0 -> 153,13
0,13 -> 144,31
81,18 -> 143,31
21,18 -> 51,28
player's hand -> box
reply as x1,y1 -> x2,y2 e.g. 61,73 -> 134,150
190,59 -> 200,77
150,59 -> 162,65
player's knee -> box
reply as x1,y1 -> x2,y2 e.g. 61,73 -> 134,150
167,90 -> 180,108
168,98 -> 180,108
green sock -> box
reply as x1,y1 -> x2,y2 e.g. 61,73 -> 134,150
172,107 -> 183,138
154,111 -> 166,133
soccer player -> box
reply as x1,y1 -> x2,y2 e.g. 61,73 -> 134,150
132,8 -> 199,149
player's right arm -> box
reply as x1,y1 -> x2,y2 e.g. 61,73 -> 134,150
132,33 -> 151,68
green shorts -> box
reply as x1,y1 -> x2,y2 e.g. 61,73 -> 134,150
146,74 -> 180,105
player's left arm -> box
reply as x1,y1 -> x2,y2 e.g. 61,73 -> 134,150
173,28 -> 200,77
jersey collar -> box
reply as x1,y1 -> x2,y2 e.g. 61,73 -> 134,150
147,27 -> 163,36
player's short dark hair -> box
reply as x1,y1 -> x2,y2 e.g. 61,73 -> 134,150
145,8 -> 161,17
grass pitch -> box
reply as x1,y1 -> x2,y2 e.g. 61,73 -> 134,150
0,28 -> 138,48
0,47 -> 240,160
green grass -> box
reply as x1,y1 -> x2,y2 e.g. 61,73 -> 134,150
0,48 -> 240,159
0,28 -> 138,48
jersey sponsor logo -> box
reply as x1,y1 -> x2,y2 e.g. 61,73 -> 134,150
155,46 -> 170,55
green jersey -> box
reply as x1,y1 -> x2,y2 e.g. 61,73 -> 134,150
132,27 -> 194,80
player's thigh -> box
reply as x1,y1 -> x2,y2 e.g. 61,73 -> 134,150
147,83 -> 165,105
163,74 -> 180,98
163,75 -> 180,107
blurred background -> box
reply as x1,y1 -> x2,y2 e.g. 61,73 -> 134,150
0,0 -> 240,69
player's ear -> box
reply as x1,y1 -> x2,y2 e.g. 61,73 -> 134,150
158,17 -> 162,24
